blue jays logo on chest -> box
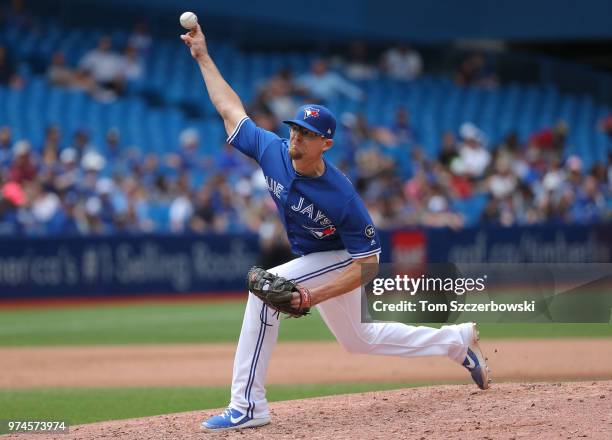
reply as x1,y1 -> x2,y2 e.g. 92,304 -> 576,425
290,196 -> 336,239
304,225 -> 336,239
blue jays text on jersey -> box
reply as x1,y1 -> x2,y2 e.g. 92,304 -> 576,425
228,116 -> 381,258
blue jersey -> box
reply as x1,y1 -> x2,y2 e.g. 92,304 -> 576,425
228,117 -> 381,259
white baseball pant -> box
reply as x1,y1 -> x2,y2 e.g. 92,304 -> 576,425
229,249 -> 472,419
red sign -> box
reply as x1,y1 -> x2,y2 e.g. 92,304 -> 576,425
392,230 -> 427,264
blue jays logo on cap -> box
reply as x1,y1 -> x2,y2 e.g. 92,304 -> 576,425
283,104 -> 336,139
303,107 -> 320,119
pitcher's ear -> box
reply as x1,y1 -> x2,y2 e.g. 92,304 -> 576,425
323,139 -> 334,152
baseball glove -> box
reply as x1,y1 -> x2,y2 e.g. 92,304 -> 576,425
247,266 -> 311,318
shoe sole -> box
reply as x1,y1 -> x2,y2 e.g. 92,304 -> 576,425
201,417 -> 271,432
470,323 -> 491,390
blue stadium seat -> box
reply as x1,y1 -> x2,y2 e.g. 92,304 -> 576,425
452,194 -> 490,227
1,16 -> 610,235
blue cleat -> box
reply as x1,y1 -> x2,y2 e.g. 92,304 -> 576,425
462,323 -> 491,390
201,407 -> 270,432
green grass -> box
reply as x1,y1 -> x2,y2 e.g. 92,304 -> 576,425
0,382 -> 425,426
0,301 -> 334,346
0,300 -> 610,346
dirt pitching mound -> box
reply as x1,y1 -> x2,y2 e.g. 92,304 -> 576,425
9,381 -> 610,440
3,339 -> 611,388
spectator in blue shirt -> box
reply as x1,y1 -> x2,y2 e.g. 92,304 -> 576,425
297,59 -> 364,103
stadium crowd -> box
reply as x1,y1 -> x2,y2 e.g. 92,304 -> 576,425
0,4 -> 610,236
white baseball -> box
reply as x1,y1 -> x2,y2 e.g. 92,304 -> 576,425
180,11 -> 198,29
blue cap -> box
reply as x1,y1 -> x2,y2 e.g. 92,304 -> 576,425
283,104 -> 336,139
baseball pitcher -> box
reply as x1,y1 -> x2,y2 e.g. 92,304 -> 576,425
181,23 -> 490,432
